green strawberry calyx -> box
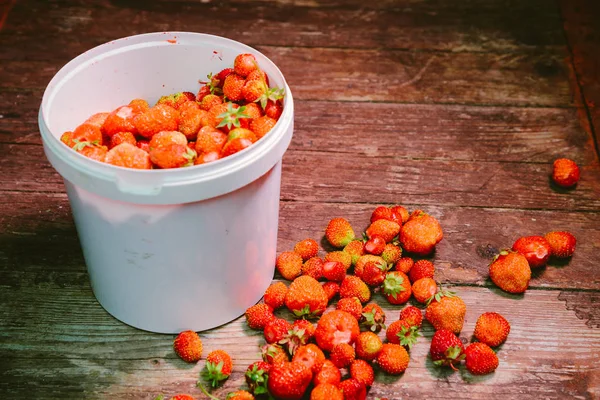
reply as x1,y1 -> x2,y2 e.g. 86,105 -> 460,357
361,309 -> 386,332
383,273 -> 405,299
292,304 -> 322,319
72,139 -> 100,152
216,103 -> 251,129
258,86 -> 285,110
433,345 -> 465,370
426,288 -> 455,306
183,147 -> 197,167
244,364 -> 269,395
279,327 -> 308,356
398,325 -> 421,349
201,360 -> 229,388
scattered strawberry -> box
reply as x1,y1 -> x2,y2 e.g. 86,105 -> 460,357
390,205 -> 409,224
245,361 -> 271,396
294,238 -> 319,261
364,236 -> 386,255
325,218 -> 355,248
105,143 -> 152,169
134,104 -> 180,138
400,305 -> 423,328
310,383 -> 343,400
264,282 -> 288,310
370,206 -> 393,223
361,303 -> 386,332
292,343 -> 326,376
512,235 -> 551,268
264,318 -> 292,344
203,350 -> 232,387
336,297 -> 364,320
465,342 -> 499,375
322,281 -> 340,302
488,250 -> 531,293
381,243 -> 402,265
430,329 -> 465,370
354,255 -> 386,279
376,343 -> 410,375
361,261 -> 387,286
324,251 -> 353,271
409,259 -> 435,283
343,240 -> 366,266
285,275 -> 328,318
395,257 -> 414,274
412,277 -> 437,304
267,361 -> 312,400
168,395 -> 195,400
245,303 -> 275,330
473,312 -> 510,347
350,359 -> 375,387
313,360 -> 341,386
340,275 -> 371,303
330,342 -> 355,368
425,291 -> 466,334
261,343 -> 288,365
280,319 -> 315,355
291,319 -> 316,341
552,158 -> 580,188
385,319 -> 419,349
276,251 -> 303,281
173,330 -> 203,363
382,271 -> 412,305
302,257 -> 325,280
366,219 -> 401,243
322,261 -> 346,282
354,331 -> 383,361
314,310 -> 360,352
226,390 -> 254,400
545,231 -> 577,258
400,210 -> 443,255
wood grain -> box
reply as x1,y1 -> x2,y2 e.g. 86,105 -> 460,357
0,0 -> 565,52
2,193 -> 599,290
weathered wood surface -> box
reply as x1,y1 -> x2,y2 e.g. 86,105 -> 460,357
1,0 -> 600,399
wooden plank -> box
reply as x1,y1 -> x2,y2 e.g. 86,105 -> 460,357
0,0 -> 565,53
1,282 -> 598,399
561,0 -> 600,156
0,47 -> 574,107
1,95 -> 596,165
2,193 -> 599,290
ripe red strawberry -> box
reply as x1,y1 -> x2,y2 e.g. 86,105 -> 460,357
545,231 -> 577,258
267,361 -> 312,400
552,158 -> 580,188
150,144 -> 196,169
314,310 -> 360,352
361,303 -> 386,332
199,94 -> 223,111
310,383 -> 343,400
302,257 -> 324,280
292,343 -> 326,376
322,281 -> 340,302
203,350 -> 232,387
109,131 -> 136,149
313,360 -> 341,386
338,379 -> 367,400
227,127 -> 257,144
285,276 -> 328,317
280,319 -> 315,355
340,276 -> 371,303
84,112 -> 110,129
425,292 -> 466,334
400,305 -> 423,328
381,243 -> 402,265
245,361 -> 271,396
344,240 -> 366,266
245,303 -> 275,330
382,271 -> 412,305
325,251 -> 353,270
105,143 -> 152,169
168,395 -> 195,400
156,92 -> 195,110
149,130 -> 187,149
376,343 -> 409,374
264,281 -> 288,310
264,317 -> 292,344
330,342 -> 355,368
322,261 -> 346,282
276,251 -> 303,281
366,219 -> 401,243
336,297 -> 363,320
221,137 -> 253,157
78,144 -> 108,162
134,104 -> 180,139
465,342 -> 499,375
69,123 -> 103,147
250,115 -> 277,139
385,319 -> 420,349
179,107 -> 207,140
226,390 -> 254,400
409,259 -> 435,283
325,218 -> 355,248
361,261 -> 387,287
473,312 -> 510,347
173,330 -> 203,363
350,359 -> 374,387
390,205 -> 409,224
102,105 -> 139,136
354,331 -> 383,361
370,206 -> 393,223
294,238 -> 319,261
489,250 -> 531,293
234,53 -> 258,77
354,255 -> 387,280
430,329 -> 465,369
194,126 -> 227,155
395,257 -> 414,274
242,78 -> 267,103
412,277 -> 437,304
291,319 -> 316,341
400,210 -> 443,255
364,236 -> 386,255
194,151 -> 221,165
136,139 -> 150,153
60,131 -> 73,146
246,68 -> 270,85
196,85 -> 211,102
212,67 -> 235,88
512,236 -> 551,268
223,73 -> 246,102
261,343 -> 288,365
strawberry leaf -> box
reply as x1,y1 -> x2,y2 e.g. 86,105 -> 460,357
216,103 -> 251,129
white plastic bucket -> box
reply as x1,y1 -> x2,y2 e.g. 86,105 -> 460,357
38,32 -> 294,333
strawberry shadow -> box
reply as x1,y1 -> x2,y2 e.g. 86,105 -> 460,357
548,175 -> 578,193
424,356 -> 458,379
459,365 -> 497,383
546,256 -> 573,269
485,281 -> 526,300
